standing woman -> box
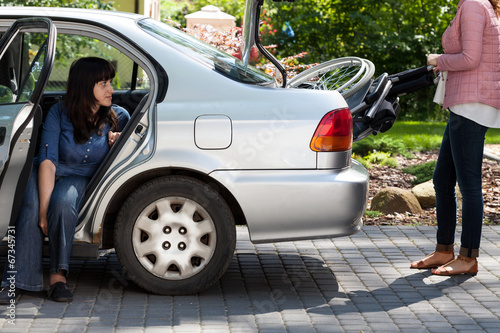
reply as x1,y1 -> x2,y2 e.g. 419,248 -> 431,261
410,0 -> 500,275
0,57 -> 130,302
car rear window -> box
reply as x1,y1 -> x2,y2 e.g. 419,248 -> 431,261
138,18 -> 275,86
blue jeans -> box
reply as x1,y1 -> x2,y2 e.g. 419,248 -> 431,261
1,167 -> 89,291
433,111 -> 488,258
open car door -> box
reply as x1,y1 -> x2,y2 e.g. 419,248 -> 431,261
0,18 -> 56,237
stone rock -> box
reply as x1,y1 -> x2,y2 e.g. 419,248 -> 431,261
411,180 -> 462,209
371,187 -> 422,214
412,180 -> 435,209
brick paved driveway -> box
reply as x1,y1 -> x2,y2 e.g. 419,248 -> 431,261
1,225 -> 500,333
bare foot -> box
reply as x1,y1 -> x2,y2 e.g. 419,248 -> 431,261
410,251 -> 454,269
432,255 -> 478,276
49,271 -> 67,286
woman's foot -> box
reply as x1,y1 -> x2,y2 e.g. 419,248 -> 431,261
48,271 -> 72,302
49,271 -> 67,286
432,255 -> 478,276
410,251 -> 454,269
48,282 -> 73,302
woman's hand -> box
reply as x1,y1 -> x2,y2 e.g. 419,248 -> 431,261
108,131 -> 121,147
39,215 -> 48,236
427,54 -> 441,76
427,54 -> 440,67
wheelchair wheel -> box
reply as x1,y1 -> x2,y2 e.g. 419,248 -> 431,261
287,57 -> 375,98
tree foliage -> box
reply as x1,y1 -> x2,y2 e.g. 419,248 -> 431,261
0,0 -> 114,9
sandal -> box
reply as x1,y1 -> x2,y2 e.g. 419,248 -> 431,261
410,250 -> 454,269
48,282 -> 73,302
432,255 -> 478,276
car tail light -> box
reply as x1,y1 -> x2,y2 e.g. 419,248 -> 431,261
310,108 -> 352,152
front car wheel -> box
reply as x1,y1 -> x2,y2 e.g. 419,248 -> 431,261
114,176 -> 236,295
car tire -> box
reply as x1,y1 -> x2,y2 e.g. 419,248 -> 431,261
114,175 -> 236,295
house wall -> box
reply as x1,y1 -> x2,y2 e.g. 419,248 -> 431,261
115,0 -> 160,20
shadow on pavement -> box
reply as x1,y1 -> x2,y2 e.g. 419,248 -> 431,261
0,248 -> 476,329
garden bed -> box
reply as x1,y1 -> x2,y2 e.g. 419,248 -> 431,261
364,148 -> 500,226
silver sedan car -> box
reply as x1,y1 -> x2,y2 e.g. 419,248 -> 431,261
0,6 -> 369,295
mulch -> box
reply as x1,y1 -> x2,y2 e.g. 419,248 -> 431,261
363,145 -> 500,226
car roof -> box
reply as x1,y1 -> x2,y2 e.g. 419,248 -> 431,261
0,6 -> 145,25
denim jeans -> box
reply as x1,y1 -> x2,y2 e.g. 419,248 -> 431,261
1,167 -> 89,291
433,111 -> 488,258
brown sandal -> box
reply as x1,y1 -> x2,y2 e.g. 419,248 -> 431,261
410,250 -> 454,269
431,255 -> 478,276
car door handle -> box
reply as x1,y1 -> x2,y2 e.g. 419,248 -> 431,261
0,126 -> 5,145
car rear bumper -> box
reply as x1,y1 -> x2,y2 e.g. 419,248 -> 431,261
210,160 -> 369,243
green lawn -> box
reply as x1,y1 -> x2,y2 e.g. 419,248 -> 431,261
357,121 -> 500,152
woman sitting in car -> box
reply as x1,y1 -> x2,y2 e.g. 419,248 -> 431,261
0,57 -> 130,303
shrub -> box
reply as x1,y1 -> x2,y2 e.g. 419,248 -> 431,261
402,161 -> 437,185
365,151 -> 399,168
353,136 -> 410,158
352,154 -> 371,169
379,157 -> 399,168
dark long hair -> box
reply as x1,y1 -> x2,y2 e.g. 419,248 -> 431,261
490,0 -> 500,16
65,57 -> 118,144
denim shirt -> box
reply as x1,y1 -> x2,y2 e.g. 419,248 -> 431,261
37,102 -> 130,177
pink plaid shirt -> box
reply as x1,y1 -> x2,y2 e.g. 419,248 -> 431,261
437,0 -> 500,110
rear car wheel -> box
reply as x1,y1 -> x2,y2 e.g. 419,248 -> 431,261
114,176 -> 236,295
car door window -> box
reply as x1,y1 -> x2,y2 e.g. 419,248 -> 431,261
18,33 -> 50,102
46,35 -> 150,92
40,34 -> 150,115
0,31 -> 50,104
